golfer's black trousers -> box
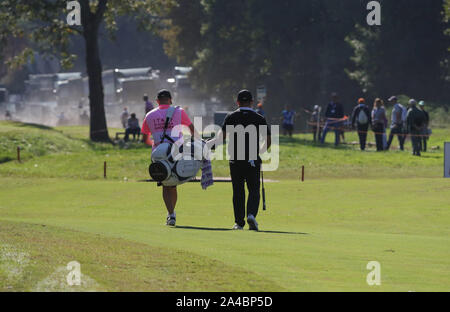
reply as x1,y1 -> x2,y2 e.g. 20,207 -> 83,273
229,161 -> 261,227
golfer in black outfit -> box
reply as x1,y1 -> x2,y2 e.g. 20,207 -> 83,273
210,90 -> 271,231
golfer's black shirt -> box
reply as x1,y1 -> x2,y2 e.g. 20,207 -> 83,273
222,108 -> 270,162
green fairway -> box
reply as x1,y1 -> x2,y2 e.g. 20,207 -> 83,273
0,177 -> 449,291
0,121 -> 449,291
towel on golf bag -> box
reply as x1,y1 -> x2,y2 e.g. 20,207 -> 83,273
201,159 -> 214,190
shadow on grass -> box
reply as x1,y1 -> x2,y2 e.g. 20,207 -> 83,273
0,156 -> 14,164
16,122 -> 54,131
175,225 -> 308,235
176,226 -> 231,232
257,230 -> 308,235
74,137 -> 150,152
421,154 -> 443,159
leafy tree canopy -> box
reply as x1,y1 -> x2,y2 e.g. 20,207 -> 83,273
161,0 -> 449,113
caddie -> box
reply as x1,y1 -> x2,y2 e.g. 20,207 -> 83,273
142,90 -> 196,226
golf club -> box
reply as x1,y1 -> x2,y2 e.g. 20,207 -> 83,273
262,170 -> 266,211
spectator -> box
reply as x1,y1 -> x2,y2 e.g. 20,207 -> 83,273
281,105 -> 296,137
386,96 -> 407,151
351,98 -> 372,151
305,105 -> 322,142
125,113 -> 141,142
78,97 -> 86,110
144,94 -> 154,115
80,110 -> 89,125
57,112 -> 68,126
5,110 -> 11,120
407,99 -> 426,156
371,98 -> 388,152
120,107 -> 129,129
419,101 -> 430,152
256,102 -> 265,117
321,93 -> 344,146
340,115 -> 350,143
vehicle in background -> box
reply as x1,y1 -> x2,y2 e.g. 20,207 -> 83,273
214,111 -> 231,127
172,66 -> 194,102
167,66 -> 211,118
103,67 -> 161,106
0,87 -> 9,118
54,73 -> 84,108
22,74 -> 58,123
15,67 -> 165,126
117,76 -> 160,106
23,73 -> 86,124
0,87 -> 8,105
24,74 -> 57,105
5,94 -> 24,116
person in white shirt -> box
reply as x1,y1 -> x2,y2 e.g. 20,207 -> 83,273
120,107 -> 129,129
386,96 -> 406,151
371,98 -> 388,152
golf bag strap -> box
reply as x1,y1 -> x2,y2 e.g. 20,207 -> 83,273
160,106 -> 179,144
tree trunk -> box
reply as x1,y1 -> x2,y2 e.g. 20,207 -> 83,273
80,0 -> 110,142
84,29 -> 110,142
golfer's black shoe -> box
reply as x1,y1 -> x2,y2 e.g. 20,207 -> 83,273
247,215 -> 259,231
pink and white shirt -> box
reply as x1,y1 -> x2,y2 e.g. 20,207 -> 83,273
142,105 -> 192,147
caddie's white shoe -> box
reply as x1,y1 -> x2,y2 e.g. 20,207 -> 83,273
247,215 -> 259,231
166,217 -> 176,226
166,213 -> 176,227
232,224 -> 244,230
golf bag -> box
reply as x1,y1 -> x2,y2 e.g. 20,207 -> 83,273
149,141 -> 204,186
148,106 -> 203,187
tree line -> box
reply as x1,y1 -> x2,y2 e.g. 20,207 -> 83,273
0,0 -> 449,141
161,0 -> 450,116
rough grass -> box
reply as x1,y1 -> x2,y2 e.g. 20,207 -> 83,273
0,121 -> 86,163
0,121 -> 449,180
0,220 -> 279,292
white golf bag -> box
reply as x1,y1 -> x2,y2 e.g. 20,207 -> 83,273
148,106 -> 204,187
149,141 -> 204,186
